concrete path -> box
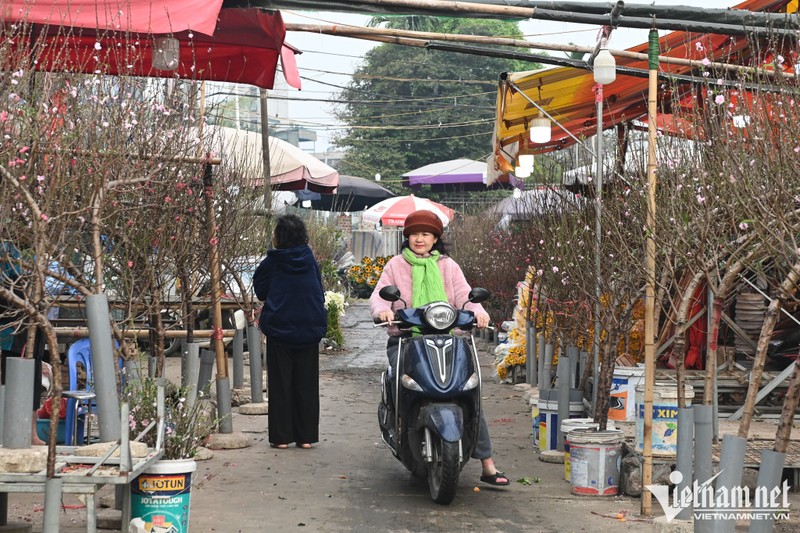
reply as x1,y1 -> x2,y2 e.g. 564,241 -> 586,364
6,301 -> 800,532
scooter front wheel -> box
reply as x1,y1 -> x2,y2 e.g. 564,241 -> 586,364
427,437 -> 460,504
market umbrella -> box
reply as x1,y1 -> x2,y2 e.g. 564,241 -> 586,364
297,175 -> 396,211
402,158 -> 521,191
205,126 -> 339,193
362,195 -> 455,227
267,136 -> 339,193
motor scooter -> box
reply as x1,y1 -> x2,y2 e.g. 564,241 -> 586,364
376,284 -> 490,504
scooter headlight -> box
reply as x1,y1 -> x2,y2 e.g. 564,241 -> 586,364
462,372 -> 480,391
401,374 -> 423,391
423,302 -> 457,330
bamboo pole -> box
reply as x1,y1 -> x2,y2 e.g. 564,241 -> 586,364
641,27 -> 659,518
286,23 -> 793,80
51,327 -> 236,338
292,0 -> 795,36
259,89 -> 273,227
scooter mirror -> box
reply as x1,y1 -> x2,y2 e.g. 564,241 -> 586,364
379,285 -> 402,302
467,287 -> 490,304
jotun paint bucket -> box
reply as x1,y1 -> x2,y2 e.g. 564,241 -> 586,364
568,428 -> 624,496
131,458 -> 197,533
538,388 -> 584,452
562,419 -> 615,481
530,396 -> 540,448
635,382 -> 695,456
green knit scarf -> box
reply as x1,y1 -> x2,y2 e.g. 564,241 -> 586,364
402,248 -> 448,308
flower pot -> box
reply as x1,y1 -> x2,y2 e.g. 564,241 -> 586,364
130,458 -> 197,532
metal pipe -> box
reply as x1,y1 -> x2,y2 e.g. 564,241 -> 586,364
43,477 -> 63,532
542,343 -> 554,390
124,359 -> 141,387
198,349 -> 216,398
148,355 -> 157,378
710,435 -> 747,533
556,357 -> 569,451
216,377 -> 234,434
694,404 -> 714,533
184,343 -> 200,409
749,450 -> 787,533
3,357 -> 34,448
525,322 -> 534,385
592,82 -> 604,417
232,327 -> 244,389
567,346 -> 579,389
537,335 -> 546,390
675,407 -> 694,520
0,384 -> 5,444
247,325 -> 264,403
86,293 -> 121,441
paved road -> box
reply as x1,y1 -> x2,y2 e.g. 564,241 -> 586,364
181,302 -> 653,532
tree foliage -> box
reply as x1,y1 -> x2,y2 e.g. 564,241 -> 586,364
333,16 -> 536,190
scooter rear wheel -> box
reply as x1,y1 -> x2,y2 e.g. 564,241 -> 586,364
428,438 -> 460,504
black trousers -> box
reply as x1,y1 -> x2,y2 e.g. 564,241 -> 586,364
265,338 -> 320,445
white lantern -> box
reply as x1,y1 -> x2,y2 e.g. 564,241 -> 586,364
514,165 -> 532,178
518,154 -> 534,170
152,36 -> 180,71
530,117 -> 551,144
593,47 -> 617,85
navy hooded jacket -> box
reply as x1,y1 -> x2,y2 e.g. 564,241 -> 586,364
253,244 -> 327,347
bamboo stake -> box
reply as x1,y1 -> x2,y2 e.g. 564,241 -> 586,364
51,327 -> 236,338
641,27 -> 659,518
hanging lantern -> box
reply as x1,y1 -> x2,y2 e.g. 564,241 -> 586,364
530,117 -> 551,144
152,36 -> 180,71
514,165 -> 532,178
593,46 -> 617,85
518,154 -> 534,170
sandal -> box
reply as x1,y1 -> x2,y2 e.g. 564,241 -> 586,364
270,443 -> 289,449
296,443 -> 312,449
480,471 -> 510,486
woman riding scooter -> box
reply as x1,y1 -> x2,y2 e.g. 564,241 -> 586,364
369,209 -> 510,487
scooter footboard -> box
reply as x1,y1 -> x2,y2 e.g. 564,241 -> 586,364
416,403 -> 463,442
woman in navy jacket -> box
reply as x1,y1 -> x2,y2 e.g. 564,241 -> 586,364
253,215 -> 327,449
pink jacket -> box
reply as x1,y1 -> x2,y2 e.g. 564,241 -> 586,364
369,254 -> 487,336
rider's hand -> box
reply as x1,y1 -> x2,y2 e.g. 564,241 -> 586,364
476,312 -> 490,329
378,311 -> 395,323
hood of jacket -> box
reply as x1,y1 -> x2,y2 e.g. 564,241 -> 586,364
267,245 -> 316,274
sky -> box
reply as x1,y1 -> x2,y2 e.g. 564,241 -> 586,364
277,1 -> 740,153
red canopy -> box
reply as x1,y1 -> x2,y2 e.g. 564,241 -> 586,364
0,0 -> 224,36
2,3 -> 298,90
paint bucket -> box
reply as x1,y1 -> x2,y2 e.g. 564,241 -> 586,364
562,419 -> 615,481
530,396 -> 539,448
609,366 -> 645,421
568,428 -> 624,496
131,458 -> 197,533
538,388 -> 585,452
635,382 -> 695,456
